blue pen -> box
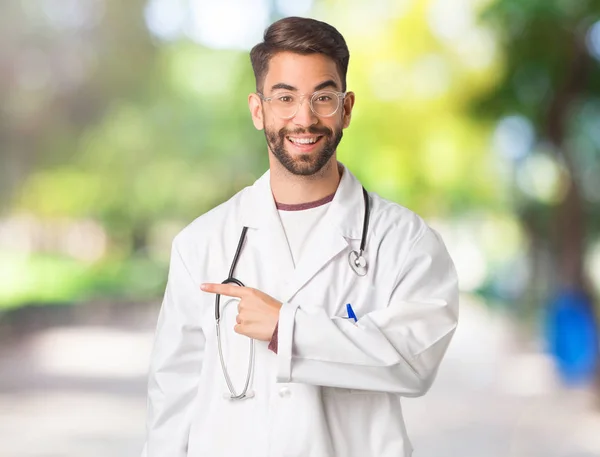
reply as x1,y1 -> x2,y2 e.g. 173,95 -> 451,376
346,303 -> 358,322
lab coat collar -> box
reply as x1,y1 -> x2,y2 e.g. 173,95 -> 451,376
240,162 -> 365,241
239,162 -> 366,302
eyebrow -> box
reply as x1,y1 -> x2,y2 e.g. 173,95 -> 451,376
270,83 -> 297,91
314,79 -> 339,91
270,79 -> 340,92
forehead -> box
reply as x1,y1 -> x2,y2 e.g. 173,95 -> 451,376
263,51 -> 341,90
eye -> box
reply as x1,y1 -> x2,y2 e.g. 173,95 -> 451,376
276,94 -> 295,103
313,92 -> 336,103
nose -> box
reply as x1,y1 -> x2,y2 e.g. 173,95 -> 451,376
292,96 -> 318,127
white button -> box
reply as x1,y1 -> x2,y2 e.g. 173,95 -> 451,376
278,387 -> 291,398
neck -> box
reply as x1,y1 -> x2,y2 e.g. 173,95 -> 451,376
269,156 -> 341,205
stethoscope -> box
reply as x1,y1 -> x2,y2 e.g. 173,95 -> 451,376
214,187 -> 370,400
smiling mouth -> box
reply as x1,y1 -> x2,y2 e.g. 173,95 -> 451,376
286,136 -> 323,145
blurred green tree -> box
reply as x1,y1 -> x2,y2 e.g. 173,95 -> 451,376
474,0 -> 600,388
474,0 -> 600,302
0,0 -> 156,208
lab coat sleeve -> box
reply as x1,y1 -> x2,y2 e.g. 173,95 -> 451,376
276,226 -> 458,397
141,236 -> 206,457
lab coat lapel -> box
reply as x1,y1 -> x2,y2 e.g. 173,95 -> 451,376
240,171 -> 295,296
280,165 -> 365,303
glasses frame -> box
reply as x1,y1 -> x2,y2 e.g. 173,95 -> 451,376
257,90 -> 347,119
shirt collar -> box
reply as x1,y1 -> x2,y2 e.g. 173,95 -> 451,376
240,162 -> 365,240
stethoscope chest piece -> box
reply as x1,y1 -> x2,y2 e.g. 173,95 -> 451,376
346,186 -> 370,277
348,250 -> 368,276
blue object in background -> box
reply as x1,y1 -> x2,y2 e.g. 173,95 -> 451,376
545,288 -> 600,385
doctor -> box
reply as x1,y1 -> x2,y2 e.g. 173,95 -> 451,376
142,16 -> 459,457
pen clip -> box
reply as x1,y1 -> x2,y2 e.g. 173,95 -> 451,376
346,303 -> 358,323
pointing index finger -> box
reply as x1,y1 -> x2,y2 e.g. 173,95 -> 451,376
200,283 -> 247,297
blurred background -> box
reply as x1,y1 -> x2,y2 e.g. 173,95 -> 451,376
1,0 -> 600,455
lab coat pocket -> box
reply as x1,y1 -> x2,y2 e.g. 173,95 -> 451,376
328,283 -> 381,322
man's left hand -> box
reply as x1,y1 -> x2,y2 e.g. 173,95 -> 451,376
200,283 -> 282,341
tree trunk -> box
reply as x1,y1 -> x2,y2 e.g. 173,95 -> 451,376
545,30 -> 600,401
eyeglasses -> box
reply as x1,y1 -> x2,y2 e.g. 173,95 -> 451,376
257,90 -> 346,119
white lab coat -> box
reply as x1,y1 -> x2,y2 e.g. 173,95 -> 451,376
142,163 -> 459,457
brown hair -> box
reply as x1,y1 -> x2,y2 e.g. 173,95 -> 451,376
250,17 -> 350,92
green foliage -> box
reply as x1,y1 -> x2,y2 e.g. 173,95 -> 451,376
0,253 -> 168,309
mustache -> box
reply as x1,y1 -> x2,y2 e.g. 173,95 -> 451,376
279,126 -> 332,137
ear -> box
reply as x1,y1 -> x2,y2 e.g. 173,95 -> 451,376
248,93 -> 264,130
341,91 -> 355,129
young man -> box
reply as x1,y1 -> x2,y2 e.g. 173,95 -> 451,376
142,16 -> 458,457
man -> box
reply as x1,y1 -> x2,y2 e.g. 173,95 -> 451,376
142,16 -> 458,457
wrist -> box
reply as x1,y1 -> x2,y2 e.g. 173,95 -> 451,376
268,321 -> 279,354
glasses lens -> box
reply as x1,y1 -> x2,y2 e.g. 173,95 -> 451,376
270,93 -> 297,119
311,91 -> 340,117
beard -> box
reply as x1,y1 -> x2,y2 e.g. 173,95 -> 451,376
264,124 -> 343,176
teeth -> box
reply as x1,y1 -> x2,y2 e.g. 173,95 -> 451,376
289,137 -> 318,145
